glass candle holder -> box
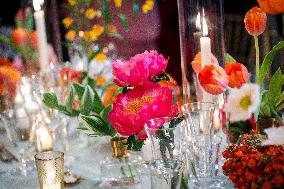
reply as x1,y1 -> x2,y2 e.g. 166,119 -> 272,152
177,0 -> 225,106
35,151 -> 64,189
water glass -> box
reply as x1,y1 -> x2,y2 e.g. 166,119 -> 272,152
182,102 -> 215,139
142,117 -> 185,189
187,135 -> 226,188
35,151 -> 64,189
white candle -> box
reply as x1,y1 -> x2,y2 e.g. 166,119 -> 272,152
36,124 -> 53,152
200,16 -> 211,67
33,0 -> 49,75
199,15 -> 213,103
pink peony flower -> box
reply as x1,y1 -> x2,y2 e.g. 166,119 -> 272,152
112,50 -> 168,87
108,83 -> 177,137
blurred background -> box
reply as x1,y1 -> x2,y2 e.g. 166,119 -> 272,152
0,0 -> 283,85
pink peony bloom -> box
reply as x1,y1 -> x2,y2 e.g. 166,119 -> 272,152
108,83 -> 177,137
112,50 -> 168,87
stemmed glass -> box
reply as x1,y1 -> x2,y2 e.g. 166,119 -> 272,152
138,116 -> 185,189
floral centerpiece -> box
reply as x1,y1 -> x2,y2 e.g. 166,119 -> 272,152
0,59 -> 21,112
62,0 -> 156,74
0,8 -> 58,76
43,50 -> 179,150
192,4 -> 284,188
222,132 -> 284,189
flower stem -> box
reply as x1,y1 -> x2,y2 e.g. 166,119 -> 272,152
254,36 -> 260,84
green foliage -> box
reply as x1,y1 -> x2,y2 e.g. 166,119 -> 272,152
127,135 -> 144,151
152,71 -> 170,82
225,53 -> 237,63
80,114 -> 116,137
227,121 -> 254,144
103,0 -> 111,24
258,41 -> 284,86
119,13 -> 129,32
133,0 -> 139,16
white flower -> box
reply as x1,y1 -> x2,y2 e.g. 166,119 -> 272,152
224,83 -> 260,122
262,127 -> 284,145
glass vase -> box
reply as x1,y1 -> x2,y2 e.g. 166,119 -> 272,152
140,117 -> 185,189
177,0 -> 225,107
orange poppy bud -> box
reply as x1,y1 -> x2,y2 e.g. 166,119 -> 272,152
29,31 -> 38,49
12,28 -> 28,46
225,62 -> 249,89
191,52 -> 218,73
198,64 -> 228,95
244,7 -> 267,36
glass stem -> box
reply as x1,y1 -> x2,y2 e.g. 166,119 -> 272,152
254,36 -> 260,84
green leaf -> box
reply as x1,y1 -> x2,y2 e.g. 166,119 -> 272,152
100,105 -> 112,123
108,32 -> 123,40
72,83 -> 85,100
268,69 -> 283,105
258,41 -> 284,86
80,114 -> 110,136
42,93 -> 59,109
86,78 -> 104,113
133,0 -> 139,16
103,0 -> 110,23
25,11 -> 34,32
119,13 -> 129,32
225,53 -> 237,63
80,86 -> 94,115
66,85 -> 75,113
152,71 -> 170,82
127,135 -> 144,151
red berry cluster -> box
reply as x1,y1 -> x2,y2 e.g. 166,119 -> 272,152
222,133 -> 284,189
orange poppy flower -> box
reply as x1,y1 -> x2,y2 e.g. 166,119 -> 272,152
244,7 -> 267,36
198,64 -> 228,95
225,62 -> 249,89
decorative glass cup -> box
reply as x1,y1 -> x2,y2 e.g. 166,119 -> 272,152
187,135 -> 227,188
182,102 -> 215,140
140,117 -> 185,189
35,151 -> 64,189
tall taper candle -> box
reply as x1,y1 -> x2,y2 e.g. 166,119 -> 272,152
33,0 -> 49,75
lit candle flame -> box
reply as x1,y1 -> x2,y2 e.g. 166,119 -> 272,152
196,13 -> 201,30
202,17 -> 208,36
33,0 -> 41,11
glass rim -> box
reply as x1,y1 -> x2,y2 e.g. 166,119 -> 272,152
182,102 -> 216,111
35,151 -> 64,161
144,116 -> 182,131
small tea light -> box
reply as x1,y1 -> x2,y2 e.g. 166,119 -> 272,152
35,151 -> 64,189
35,123 -> 53,152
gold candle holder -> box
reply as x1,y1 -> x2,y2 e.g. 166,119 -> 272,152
111,137 -> 128,158
35,151 -> 64,189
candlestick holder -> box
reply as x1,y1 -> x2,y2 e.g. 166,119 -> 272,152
35,151 -> 64,189
177,0 -> 225,107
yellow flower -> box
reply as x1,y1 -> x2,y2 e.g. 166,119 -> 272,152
142,0 -> 154,14
96,10 -> 102,18
95,53 -> 107,63
96,75 -> 106,87
92,25 -> 104,36
68,0 -> 77,6
85,8 -> 96,19
62,17 -> 73,28
107,24 -> 117,33
114,0 -> 123,7
65,30 -> 76,41
89,30 -> 98,41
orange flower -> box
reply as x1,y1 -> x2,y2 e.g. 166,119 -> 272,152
0,57 -> 11,66
273,175 -> 284,186
225,62 -> 249,88
244,7 -> 267,36
0,66 -> 21,97
12,28 -> 28,46
191,52 -> 218,73
198,64 -> 228,95
262,182 -> 272,189
29,31 -> 38,49
102,84 -> 117,106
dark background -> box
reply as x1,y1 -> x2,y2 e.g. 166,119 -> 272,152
0,0 -> 283,84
